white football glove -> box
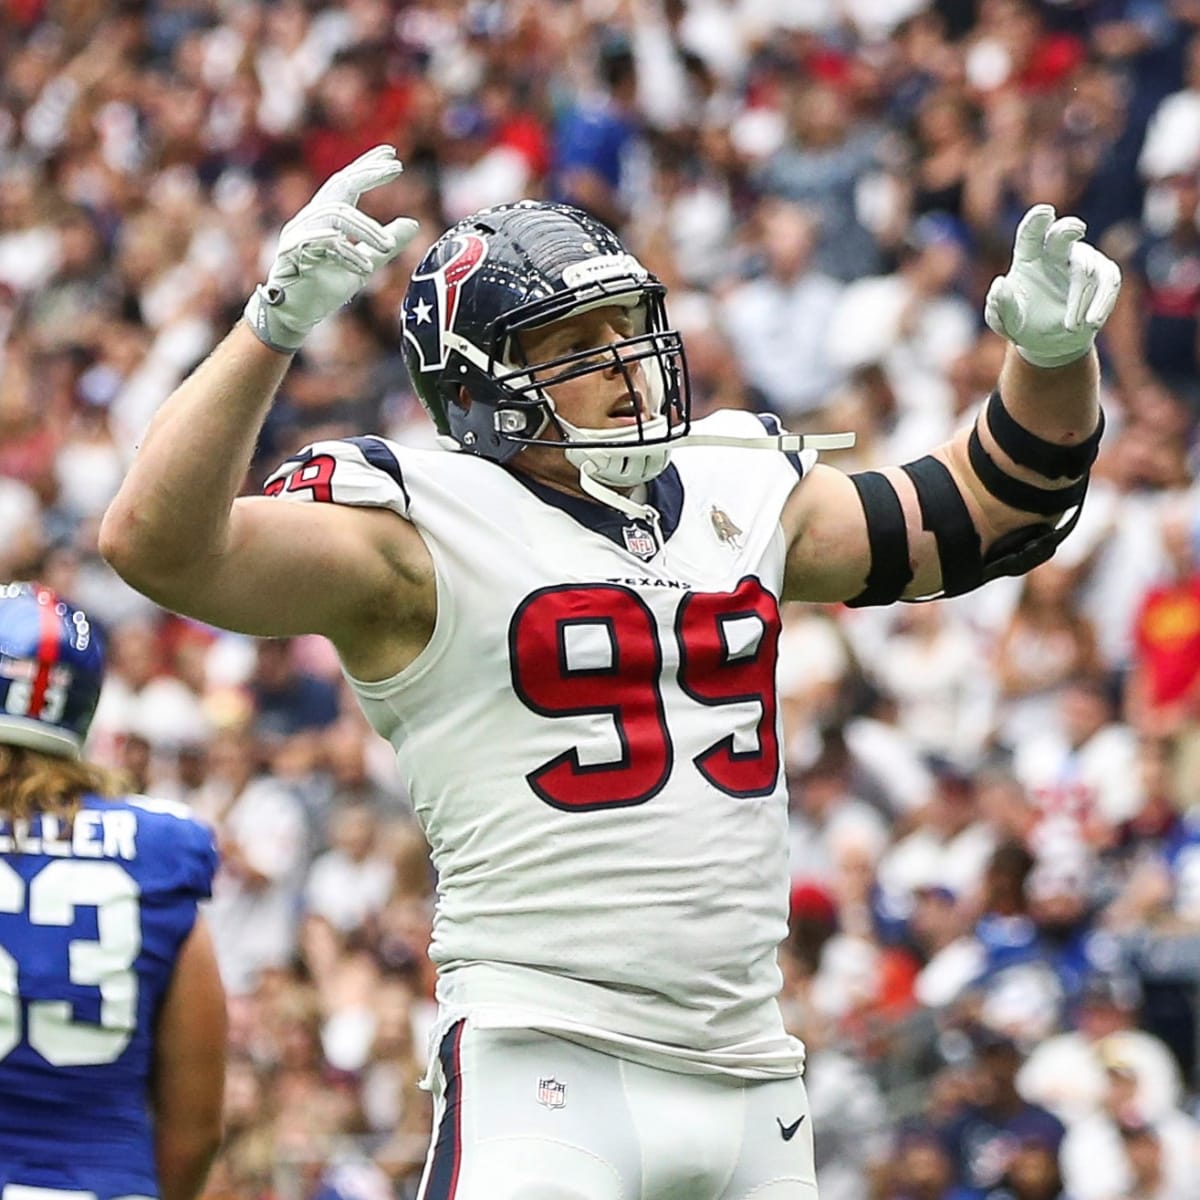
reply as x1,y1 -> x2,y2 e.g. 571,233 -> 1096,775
244,145 -> 419,353
984,204 -> 1122,369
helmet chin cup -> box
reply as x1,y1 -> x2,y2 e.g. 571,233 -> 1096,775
561,416 -> 673,487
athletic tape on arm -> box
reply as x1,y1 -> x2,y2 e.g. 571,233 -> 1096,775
845,472 -> 913,608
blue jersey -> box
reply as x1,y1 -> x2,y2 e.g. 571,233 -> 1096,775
0,794 -> 217,1199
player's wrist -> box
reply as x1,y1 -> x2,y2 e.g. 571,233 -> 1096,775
1013,339 -> 1095,370
243,284 -> 309,354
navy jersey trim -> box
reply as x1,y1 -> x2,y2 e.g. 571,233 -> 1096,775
507,463 -> 684,554
343,436 -> 412,511
425,1020 -> 466,1199
756,413 -> 804,479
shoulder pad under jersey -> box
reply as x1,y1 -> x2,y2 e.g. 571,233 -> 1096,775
263,436 -> 411,518
96,794 -> 219,900
680,410 -> 821,480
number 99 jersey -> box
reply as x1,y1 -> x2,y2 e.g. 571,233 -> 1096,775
265,411 -> 814,1078
0,795 -> 217,1199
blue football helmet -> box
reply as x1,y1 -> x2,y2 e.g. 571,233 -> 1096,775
0,582 -> 105,758
400,200 -> 691,484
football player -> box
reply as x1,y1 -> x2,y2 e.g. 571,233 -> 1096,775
0,583 -> 225,1200
101,145 -> 1120,1200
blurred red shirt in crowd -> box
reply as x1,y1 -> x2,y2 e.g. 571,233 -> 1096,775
1133,574 -> 1200,710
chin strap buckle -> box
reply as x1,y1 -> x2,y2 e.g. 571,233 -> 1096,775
780,431 -> 857,452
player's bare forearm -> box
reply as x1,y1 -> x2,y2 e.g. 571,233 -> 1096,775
156,1132 -> 223,1200
997,344 -> 1100,443
100,322 -> 290,593
152,918 -> 227,1200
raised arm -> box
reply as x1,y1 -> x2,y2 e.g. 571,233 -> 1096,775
100,148 -> 431,675
782,205 -> 1121,605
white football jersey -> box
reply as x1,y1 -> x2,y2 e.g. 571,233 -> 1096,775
264,411 -> 816,1078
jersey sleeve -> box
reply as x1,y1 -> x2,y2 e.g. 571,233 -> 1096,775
263,436 -> 412,518
126,797 -> 219,901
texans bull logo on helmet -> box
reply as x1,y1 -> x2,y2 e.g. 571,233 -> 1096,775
402,233 -> 488,372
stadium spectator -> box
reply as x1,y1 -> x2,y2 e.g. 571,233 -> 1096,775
249,635 -> 341,739
197,726 -> 310,996
1018,972 -> 1184,1127
551,32 -> 645,231
1126,497 -> 1200,739
938,1026 -> 1066,1195
1105,168 -> 1200,405
993,561 -> 1101,751
1059,1035 -> 1200,1200
719,196 -> 845,418
826,211 -> 977,458
758,79 -> 886,281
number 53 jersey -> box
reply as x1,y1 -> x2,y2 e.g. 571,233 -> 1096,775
0,795 -> 217,1198
266,411 -> 815,1078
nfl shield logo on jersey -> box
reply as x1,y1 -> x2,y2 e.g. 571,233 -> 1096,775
537,1077 -> 567,1109
623,525 -> 657,560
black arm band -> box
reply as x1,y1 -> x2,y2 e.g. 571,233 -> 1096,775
968,426 -> 1089,516
901,456 -> 983,598
846,472 -> 913,607
985,390 -> 1104,481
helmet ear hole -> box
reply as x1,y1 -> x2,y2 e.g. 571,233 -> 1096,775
495,407 -> 542,437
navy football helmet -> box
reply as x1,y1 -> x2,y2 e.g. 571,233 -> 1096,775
0,583 -> 105,758
400,201 -> 690,484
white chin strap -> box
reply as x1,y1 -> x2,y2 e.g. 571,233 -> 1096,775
562,416 -> 672,483
561,415 -> 673,524
560,415 -> 856,523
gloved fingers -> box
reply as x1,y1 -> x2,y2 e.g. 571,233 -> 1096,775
311,145 -> 405,208
376,217 -> 421,265
1066,243 -> 1122,330
312,145 -> 404,205
1065,266 -> 1097,333
1065,243 -> 1096,331
295,235 -> 374,277
984,274 -> 1023,338
1085,254 -> 1122,327
329,205 -> 398,255
1044,216 -> 1087,266
1012,204 -> 1056,264
290,203 -> 397,255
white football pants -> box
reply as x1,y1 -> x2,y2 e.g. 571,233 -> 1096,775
416,1022 -> 818,1200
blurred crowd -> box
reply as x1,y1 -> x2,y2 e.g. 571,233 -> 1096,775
3,0 -> 1200,1196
